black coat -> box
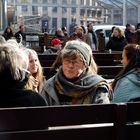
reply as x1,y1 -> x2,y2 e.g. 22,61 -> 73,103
0,89 -> 47,108
0,71 -> 47,108
106,36 -> 127,51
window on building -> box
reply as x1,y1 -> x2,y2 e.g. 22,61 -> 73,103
32,0 -> 38,3
62,18 -> 67,27
62,0 -> 67,5
97,10 -> 102,17
52,18 -> 57,29
62,7 -> 67,13
21,0 -> 27,3
92,0 -> 95,5
43,6 -> 48,12
80,0 -> 84,5
22,5 -> 28,12
87,0 -> 90,6
80,9 -> 85,16
52,7 -> 57,13
71,7 -> 76,15
92,10 -> 96,17
42,0 -> 48,4
32,6 -> 38,15
52,0 -> 57,4
71,0 -> 76,5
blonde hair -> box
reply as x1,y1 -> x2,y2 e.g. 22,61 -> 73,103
24,48 -> 44,92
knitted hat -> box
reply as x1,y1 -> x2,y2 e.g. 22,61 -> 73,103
64,40 -> 91,66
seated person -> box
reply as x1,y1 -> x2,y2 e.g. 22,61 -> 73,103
112,44 -> 140,103
43,38 -> 63,54
0,45 -> 47,107
41,40 -> 112,105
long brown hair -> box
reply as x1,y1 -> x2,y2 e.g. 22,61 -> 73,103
112,44 -> 140,89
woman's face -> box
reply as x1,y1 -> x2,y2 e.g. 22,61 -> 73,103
113,29 -> 119,37
28,53 -> 39,74
62,56 -> 86,79
121,50 -> 129,67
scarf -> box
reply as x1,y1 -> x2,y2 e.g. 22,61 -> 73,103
54,68 -> 107,104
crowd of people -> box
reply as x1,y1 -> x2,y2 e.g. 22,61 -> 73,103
0,22 -> 140,108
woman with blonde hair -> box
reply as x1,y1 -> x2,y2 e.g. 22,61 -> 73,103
106,27 -> 127,51
24,48 -> 45,93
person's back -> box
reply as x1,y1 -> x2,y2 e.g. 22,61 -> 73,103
0,45 -> 47,107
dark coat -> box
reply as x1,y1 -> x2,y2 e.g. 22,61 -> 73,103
0,89 -> 47,108
106,36 -> 127,51
0,71 -> 47,108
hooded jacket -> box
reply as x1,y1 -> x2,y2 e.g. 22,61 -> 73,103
112,68 -> 140,103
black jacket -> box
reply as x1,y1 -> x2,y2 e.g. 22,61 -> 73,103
0,71 -> 47,108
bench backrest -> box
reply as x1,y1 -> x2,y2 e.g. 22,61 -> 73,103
43,65 -> 123,80
0,103 -> 127,140
126,102 -> 140,140
38,52 -> 122,67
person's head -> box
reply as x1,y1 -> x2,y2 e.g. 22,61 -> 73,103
121,44 -> 140,68
74,26 -> 84,38
87,22 -> 93,31
4,26 -> 13,34
0,45 -> 29,86
19,25 -> 25,32
61,40 -> 97,79
51,38 -> 63,48
24,48 -> 43,78
112,27 -> 124,38
126,23 -> 132,30
55,28 -> 64,36
136,23 -> 140,30
112,44 -> 140,90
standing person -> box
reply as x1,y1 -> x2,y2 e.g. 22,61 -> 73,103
41,40 -> 112,105
85,22 -> 99,51
24,48 -> 45,93
14,25 -> 26,43
124,23 -> 132,43
106,27 -> 127,51
112,44 -> 140,103
2,26 -> 14,40
0,45 -> 47,107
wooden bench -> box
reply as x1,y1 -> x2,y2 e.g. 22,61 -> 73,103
43,65 -> 123,80
0,102 -> 140,140
0,103 -> 126,140
38,51 -> 122,67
